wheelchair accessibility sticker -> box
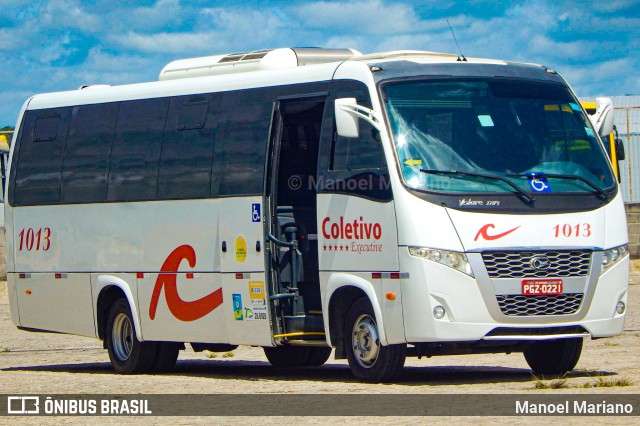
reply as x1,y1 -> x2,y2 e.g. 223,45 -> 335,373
528,174 -> 552,193
251,203 -> 261,222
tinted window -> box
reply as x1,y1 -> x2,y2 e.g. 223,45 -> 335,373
61,103 -> 117,203
34,116 -> 61,142
331,120 -> 386,170
214,89 -> 273,196
13,109 -> 70,205
178,100 -> 208,130
108,98 -> 169,201
158,95 -> 218,199
11,84 -> 327,205
318,81 -> 391,201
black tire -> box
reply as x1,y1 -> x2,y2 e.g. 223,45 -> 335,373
151,342 -> 181,373
105,298 -> 157,374
344,297 -> 406,383
263,346 -> 311,367
524,338 -> 583,375
304,347 -> 332,367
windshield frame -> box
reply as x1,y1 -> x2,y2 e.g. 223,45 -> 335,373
377,75 -> 618,214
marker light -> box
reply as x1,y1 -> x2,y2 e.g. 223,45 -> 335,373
433,306 -> 446,319
409,247 -> 474,277
616,301 -> 626,315
601,244 -> 628,273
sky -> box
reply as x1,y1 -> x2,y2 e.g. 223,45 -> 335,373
0,0 -> 639,126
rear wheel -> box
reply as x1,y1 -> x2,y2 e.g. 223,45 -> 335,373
304,347 -> 332,367
524,338 -> 583,375
105,298 -> 157,374
263,346 -> 311,367
152,342 -> 181,373
344,297 -> 406,383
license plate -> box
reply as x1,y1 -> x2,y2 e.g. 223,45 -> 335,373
522,279 -> 563,296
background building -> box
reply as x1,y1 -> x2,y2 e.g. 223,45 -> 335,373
582,96 -> 640,202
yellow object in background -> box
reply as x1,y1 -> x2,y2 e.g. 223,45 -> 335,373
0,134 -> 9,151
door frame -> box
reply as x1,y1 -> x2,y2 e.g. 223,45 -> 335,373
263,93 -> 328,341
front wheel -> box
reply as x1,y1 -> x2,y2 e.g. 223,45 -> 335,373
524,338 -> 583,375
105,298 -> 157,374
344,297 -> 406,383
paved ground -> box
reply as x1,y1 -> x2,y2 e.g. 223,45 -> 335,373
0,271 -> 639,424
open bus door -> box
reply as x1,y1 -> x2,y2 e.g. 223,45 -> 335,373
262,95 -> 333,366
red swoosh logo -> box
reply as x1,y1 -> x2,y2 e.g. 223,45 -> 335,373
149,245 -> 223,321
474,224 -> 520,241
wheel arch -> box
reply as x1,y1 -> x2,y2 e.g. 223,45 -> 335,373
324,273 -> 388,357
94,275 -> 143,343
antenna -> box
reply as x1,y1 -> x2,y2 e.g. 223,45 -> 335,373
447,19 -> 467,62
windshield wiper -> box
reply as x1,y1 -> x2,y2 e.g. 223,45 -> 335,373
508,172 -> 608,200
420,169 -> 535,204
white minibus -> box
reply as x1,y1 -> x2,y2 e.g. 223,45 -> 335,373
4,48 -> 628,382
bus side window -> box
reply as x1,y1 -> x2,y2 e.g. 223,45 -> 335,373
214,89 -> 274,197
13,109 -> 70,206
61,103 -> 118,203
108,98 -> 169,201
158,95 -> 218,200
331,119 -> 386,171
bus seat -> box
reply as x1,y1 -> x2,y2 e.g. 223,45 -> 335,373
275,206 -> 305,288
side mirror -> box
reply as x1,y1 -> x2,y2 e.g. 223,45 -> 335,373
590,97 -> 614,137
335,98 -> 381,138
335,98 -> 360,138
615,138 -> 625,161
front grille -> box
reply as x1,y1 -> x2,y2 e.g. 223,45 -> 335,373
482,250 -> 591,278
496,293 -> 583,316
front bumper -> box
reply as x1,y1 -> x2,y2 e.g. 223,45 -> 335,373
399,249 -> 628,343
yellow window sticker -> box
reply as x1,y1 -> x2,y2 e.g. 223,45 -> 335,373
235,236 -> 247,263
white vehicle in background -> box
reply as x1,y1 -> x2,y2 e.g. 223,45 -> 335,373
0,130 -> 12,279
0,130 -> 10,218
581,98 -> 625,181
4,48 -> 628,382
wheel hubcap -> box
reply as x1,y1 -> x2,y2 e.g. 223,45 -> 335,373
112,313 -> 133,361
351,313 -> 380,368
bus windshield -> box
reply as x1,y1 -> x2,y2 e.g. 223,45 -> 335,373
382,79 -> 616,195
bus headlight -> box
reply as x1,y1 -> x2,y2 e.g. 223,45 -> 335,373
601,244 -> 628,273
409,247 -> 474,277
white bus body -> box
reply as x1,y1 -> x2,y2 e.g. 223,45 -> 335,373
4,48 -> 628,382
